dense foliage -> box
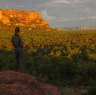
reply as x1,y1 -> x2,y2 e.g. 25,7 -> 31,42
0,25 -> 96,88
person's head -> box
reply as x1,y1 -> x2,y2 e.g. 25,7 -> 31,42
15,26 -> 20,36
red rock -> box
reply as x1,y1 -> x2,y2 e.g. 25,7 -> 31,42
0,71 -> 61,95
0,9 -> 50,28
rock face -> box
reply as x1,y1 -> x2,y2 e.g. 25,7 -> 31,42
0,9 -> 50,28
0,71 -> 61,95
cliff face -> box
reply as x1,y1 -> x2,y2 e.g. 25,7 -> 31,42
0,9 -> 50,28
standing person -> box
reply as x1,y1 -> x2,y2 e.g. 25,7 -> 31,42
12,27 -> 24,71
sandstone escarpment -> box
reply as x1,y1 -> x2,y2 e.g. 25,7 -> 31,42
0,9 -> 50,28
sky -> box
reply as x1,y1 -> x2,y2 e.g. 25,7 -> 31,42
0,0 -> 96,28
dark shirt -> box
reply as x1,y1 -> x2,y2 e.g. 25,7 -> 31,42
12,35 -> 24,52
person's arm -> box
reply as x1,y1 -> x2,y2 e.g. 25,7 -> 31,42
12,36 -> 17,48
19,36 -> 24,48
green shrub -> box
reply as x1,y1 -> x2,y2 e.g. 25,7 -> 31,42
88,86 -> 96,95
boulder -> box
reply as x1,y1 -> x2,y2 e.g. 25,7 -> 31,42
0,71 -> 61,95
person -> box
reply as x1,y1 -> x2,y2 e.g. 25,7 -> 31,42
12,26 -> 24,71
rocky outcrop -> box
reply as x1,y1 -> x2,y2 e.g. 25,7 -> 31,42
0,71 -> 60,95
0,9 -> 50,28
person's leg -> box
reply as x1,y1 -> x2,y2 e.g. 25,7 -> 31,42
19,51 -> 24,72
15,51 -> 19,70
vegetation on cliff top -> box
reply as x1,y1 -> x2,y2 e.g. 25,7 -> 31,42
0,25 -> 96,88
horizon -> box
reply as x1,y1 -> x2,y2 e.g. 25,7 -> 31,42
0,0 -> 96,28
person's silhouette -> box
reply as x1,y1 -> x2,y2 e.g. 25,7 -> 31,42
12,27 -> 24,71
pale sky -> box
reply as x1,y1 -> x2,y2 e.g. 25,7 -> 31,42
0,0 -> 96,28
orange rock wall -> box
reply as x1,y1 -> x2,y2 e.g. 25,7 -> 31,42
0,9 -> 50,28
